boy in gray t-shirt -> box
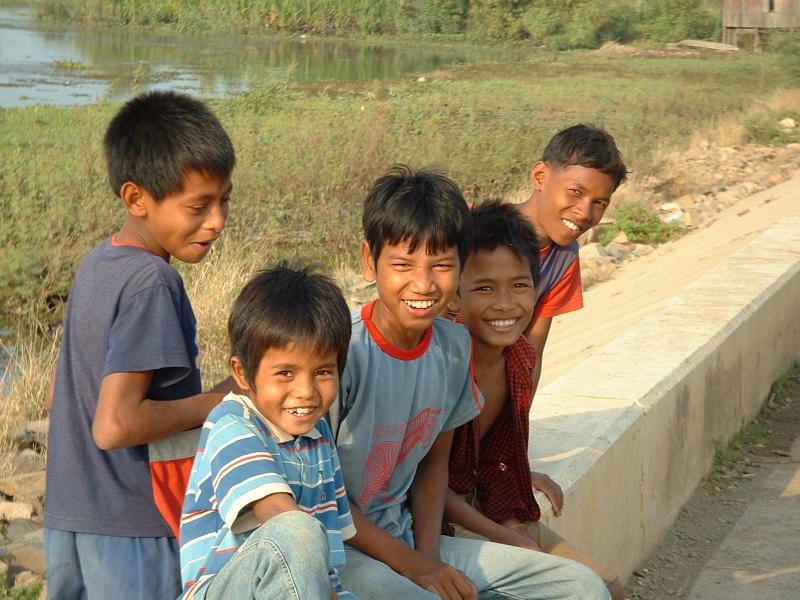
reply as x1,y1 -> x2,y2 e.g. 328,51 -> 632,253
45,91 -> 237,600
329,166 -> 609,599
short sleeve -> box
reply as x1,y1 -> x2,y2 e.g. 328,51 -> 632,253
534,258 -> 584,318
104,284 -> 193,386
329,363 -> 353,438
442,342 -> 484,432
205,415 -> 293,528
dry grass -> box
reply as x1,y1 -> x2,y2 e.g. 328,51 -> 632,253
0,323 -> 59,477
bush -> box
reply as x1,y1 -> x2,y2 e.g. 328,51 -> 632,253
639,0 -> 716,42
523,0 -> 638,49
599,202 -> 685,245
768,29 -> 800,78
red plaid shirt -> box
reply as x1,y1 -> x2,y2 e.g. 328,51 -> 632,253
445,335 -> 540,534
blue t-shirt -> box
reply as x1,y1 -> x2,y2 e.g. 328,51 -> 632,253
45,237 -> 201,537
329,301 -> 482,545
179,393 -> 356,599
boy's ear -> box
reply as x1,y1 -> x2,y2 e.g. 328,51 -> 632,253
530,161 -> 549,191
230,356 -> 252,392
361,241 -> 377,283
120,181 -> 150,218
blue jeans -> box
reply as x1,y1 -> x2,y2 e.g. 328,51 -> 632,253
44,528 -> 180,600
339,535 -> 609,599
199,510 -> 359,600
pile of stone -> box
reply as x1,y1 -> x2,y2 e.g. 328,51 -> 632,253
0,420 -> 47,599
578,139 -> 800,289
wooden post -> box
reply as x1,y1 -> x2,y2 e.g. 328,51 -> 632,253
754,27 -> 760,52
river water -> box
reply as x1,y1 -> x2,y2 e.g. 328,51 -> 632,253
0,4 -> 514,107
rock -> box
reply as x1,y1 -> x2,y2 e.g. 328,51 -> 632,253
0,558 -> 7,575
416,76 -> 426,82
0,501 -> 33,520
4,519 -> 41,542
580,257 -> 616,288
13,450 -> 46,474
682,210 -> 701,227
611,230 -> 629,244
580,243 -> 609,260
0,471 -> 46,502
790,436 -> 800,462
631,244 -> 655,256
603,242 -> 631,261
660,210 -> 685,223
769,172 -> 788,186
13,570 -> 41,588
0,529 -> 45,574
674,193 -> 705,210
659,201 -> 681,212
779,117 -> 797,129
13,420 -> 48,451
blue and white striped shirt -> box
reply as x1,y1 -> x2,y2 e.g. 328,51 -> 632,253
179,392 -> 356,599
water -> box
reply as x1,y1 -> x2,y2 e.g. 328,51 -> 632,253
0,4 -> 512,107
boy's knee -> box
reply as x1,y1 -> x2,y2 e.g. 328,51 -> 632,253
252,510 -> 329,559
562,562 -> 611,599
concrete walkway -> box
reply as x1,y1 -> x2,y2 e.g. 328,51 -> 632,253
540,168 -> 800,388
688,434 -> 800,599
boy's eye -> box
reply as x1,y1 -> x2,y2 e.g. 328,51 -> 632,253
392,262 -> 412,270
474,285 -> 492,293
513,282 -> 532,289
274,370 -> 293,378
570,189 -> 581,197
315,369 -> 335,377
434,263 -> 455,271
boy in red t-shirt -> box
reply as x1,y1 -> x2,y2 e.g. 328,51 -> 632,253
517,124 -> 627,393
445,201 -> 624,600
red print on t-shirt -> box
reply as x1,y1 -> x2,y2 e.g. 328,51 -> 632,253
359,407 -> 443,508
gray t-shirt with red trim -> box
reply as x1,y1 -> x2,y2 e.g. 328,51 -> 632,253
45,237 -> 201,537
329,300 -> 482,545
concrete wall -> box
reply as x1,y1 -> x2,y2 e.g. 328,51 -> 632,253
530,214 -> 800,582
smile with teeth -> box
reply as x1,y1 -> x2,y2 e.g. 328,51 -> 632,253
285,407 -> 316,416
488,319 -> 517,329
403,299 -> 436,310
562,219 -> 581,232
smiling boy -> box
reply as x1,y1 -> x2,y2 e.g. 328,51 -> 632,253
329,166 -> 609,599
445,202 -> 624,600
517,125 -> 627,391
44,91 -> 237,599
179,266 -> 358,600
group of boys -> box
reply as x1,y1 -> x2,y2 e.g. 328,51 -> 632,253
44,90 -> 628,600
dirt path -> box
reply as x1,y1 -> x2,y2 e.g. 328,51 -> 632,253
540,168 -> 800,388
628,366 -> 800,599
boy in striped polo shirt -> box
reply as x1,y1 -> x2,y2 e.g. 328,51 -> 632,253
179,266 -> 359,600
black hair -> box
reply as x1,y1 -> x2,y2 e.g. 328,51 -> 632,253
228,264 -> 351,387
362,165 -> 472,265
469,201 -> 541,289
104,90 -> 235,200
541,124 -> 627,190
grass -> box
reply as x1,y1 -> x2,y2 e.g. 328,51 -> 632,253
2,48 -> 800,467
598,202 -> 686,246
0,578 -> 43,600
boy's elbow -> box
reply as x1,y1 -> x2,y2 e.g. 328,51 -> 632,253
92,416 -> 131,450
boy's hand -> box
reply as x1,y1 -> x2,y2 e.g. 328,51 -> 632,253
400,553 -> 478,600
532,471 -> 564,517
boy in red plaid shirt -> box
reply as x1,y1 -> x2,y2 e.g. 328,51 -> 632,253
445,201 -> 624,600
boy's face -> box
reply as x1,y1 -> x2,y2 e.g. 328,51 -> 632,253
530,162 -> 615,247
458,246 -> 535,352
362,239 -> 460,350
126,169 -> 231,263
231,343 -> 339,437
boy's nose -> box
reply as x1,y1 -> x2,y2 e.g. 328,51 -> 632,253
291,375 -> 315,399
205,202 -> 228,232
410,271 -> 435,293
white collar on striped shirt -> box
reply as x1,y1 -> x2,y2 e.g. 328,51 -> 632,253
226,392 -> 322,443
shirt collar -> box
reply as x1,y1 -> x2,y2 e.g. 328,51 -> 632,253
225,392 -> 322,443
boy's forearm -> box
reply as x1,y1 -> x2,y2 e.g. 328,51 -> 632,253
444,488 -> 508,542
410,430 -> 453,558
346,505 -> 420,573
93,371 -> 224,449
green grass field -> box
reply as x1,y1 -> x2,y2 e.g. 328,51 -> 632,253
2,49 -> 800,471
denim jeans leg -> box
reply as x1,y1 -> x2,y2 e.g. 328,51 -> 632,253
200,510 -> 332,600
338,546 -> 439,600
440,535 -> 611,600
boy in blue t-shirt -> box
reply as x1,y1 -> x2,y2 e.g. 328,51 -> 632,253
45,91 -> 237,600
179,266 -> 359,600
329,166 -> 609,599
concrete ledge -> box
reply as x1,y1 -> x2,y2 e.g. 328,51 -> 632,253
530,214 -> 800,581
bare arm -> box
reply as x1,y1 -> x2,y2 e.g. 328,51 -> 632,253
443,488 -> 540,551
92,370 -> 226,450
347,504 -> 476,600
410,430 -> 454,558
526,316 -> 552,394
